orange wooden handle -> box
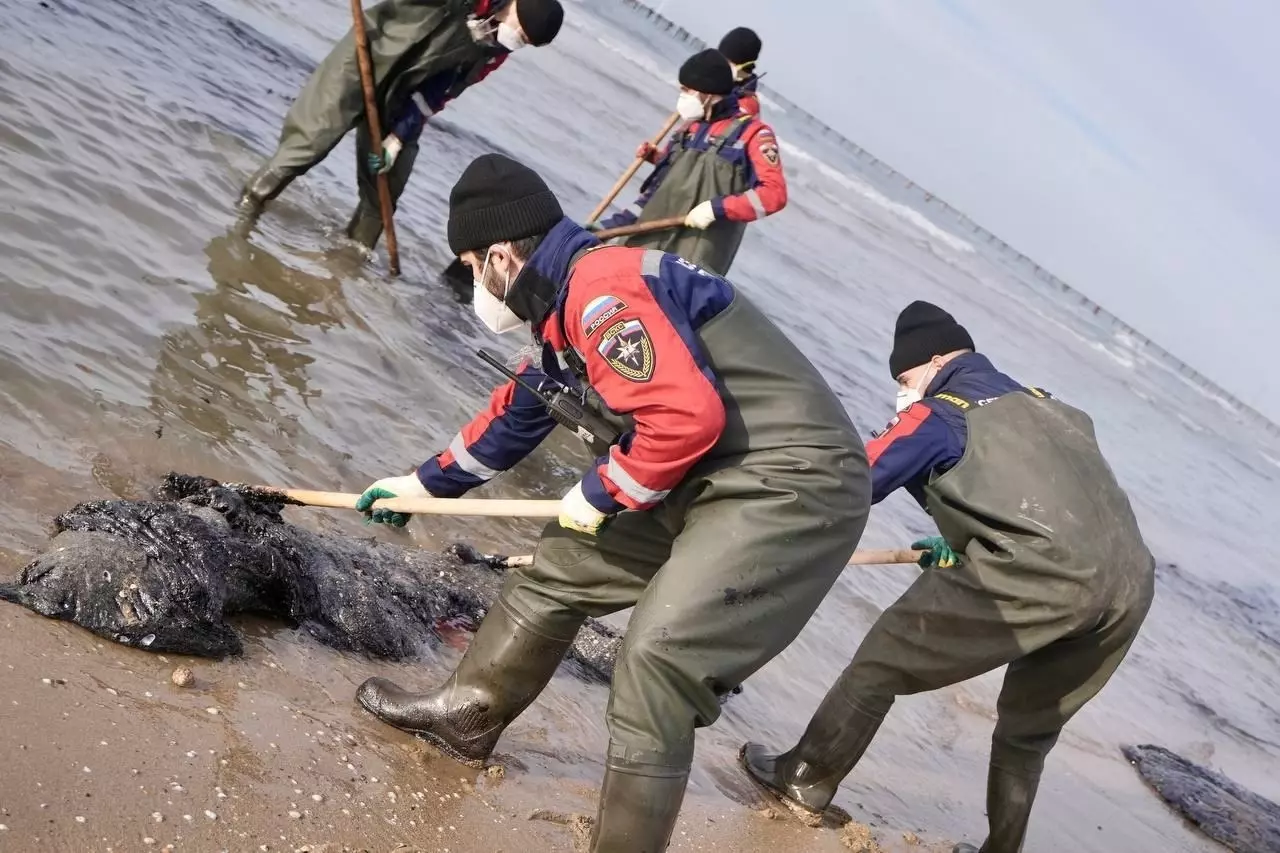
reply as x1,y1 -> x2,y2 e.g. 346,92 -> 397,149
349,0 -> 400,276
586,111 -> 681,223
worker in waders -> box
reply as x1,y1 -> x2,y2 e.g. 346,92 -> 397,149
741,301 -> 1156,853
236,0 -> 564,248
719,26 -> 764,117
352,153 -> 870,851
599,49 -> 787,277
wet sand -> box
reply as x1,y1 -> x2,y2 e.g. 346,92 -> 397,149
0,586 -> 953,853
2,0 -> 1275,848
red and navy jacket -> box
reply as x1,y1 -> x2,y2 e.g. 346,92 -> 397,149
866,354 -> 1044,506
417,218 -> 735,514
601,96 -> 786,228
388,0 -> 510,142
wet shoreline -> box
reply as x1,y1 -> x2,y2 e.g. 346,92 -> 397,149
1,0 -> 1276,848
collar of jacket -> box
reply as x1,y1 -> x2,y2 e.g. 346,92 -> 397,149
708,95 -> 743,123
505,217 -> 599,328
926,351 -> 996,396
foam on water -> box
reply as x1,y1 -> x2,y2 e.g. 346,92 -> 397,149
783,142 -> 976,254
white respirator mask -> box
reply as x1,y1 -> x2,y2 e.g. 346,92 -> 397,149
895,365 -> 937,413
496,21 -> 527,51
676,91 -> 707,120
472,246 -> 524,335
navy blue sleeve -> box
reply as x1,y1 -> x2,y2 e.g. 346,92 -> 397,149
390,104 -> 425,142
865,402 -> 963,505
417,363 -> 557,497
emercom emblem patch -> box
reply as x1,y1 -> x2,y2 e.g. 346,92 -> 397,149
596,319 -> 655,382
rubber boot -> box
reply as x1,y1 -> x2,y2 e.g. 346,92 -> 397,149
355,596 -> 575,767
344,203 -> 384,250
589,750 -> 689,853
236,164 -> 295,220
740,691 -> 890,814
978,764 -> 1041,853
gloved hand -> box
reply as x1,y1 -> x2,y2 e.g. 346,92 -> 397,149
558,481 -> 611,536
366,135 -> 404,176
635,141 -> 658,162
356,472 -> 429,527
684,200 -> 716,230
912,536 -> 959,569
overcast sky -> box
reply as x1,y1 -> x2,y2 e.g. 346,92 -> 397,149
661,0 -> 1280,422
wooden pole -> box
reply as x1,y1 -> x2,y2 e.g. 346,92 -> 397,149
489,549 -> 926,569
259,484 -> 927,563
349,0 -> 401,276
586,111 -> 681,223
594,216 -> 686,241
439,215 -> 688,290
257,486 -> 560,518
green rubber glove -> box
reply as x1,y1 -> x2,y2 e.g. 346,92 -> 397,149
365,135 -> 403,176
355,473 -> 428,528
912,536 -> 959,569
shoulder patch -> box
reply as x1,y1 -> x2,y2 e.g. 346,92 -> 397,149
760,141 -> 780,165
596,319 -> 655,383
582,295 -> 628,337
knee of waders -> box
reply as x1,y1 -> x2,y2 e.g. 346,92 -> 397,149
989,731 -> 1058,778
495,567 -> 589,642
608,633 -> 716,758
829,658 -> 910,713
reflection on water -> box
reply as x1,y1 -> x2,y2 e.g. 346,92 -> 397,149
0,0 -> 1276,849
148,233 -> 347,447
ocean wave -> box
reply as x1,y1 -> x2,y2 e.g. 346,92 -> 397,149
592,34 -> 676,85
782,142 -> 975,254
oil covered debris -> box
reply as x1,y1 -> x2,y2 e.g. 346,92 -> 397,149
0,473 -> 622,681
1123,744 -> 1280,853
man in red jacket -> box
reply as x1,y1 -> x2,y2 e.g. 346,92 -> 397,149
353,154 -> 870,851
601,49 -> 786,277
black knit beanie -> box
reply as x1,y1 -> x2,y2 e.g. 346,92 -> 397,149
888,301 -> 976,378
515,0 -> 563,47
448,154 -> 564,254
718,27 -> 762,65
678,49 -> 734,96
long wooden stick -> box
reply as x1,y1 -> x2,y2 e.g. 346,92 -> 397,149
258,487 -> 560,518
586,111 -> 681,223
594,216 -> 686,241
350,0 -> 401,276
436,217 -> 685,291
848,549 -> 924,565
490,549 -> 925,569
262,486 -> 924,563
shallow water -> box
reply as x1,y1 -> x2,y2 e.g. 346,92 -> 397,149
1,0 -> 1277,849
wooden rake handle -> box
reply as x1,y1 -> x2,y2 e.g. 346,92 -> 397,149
257,487 -> 560,519
263,486 -> 924,564
586,111 -> 681,224
488,549 -> 924,569
593,216 -> 686,241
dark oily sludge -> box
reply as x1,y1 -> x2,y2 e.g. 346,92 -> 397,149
0,473 -> 624,682
1123,743 -> 1280,853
